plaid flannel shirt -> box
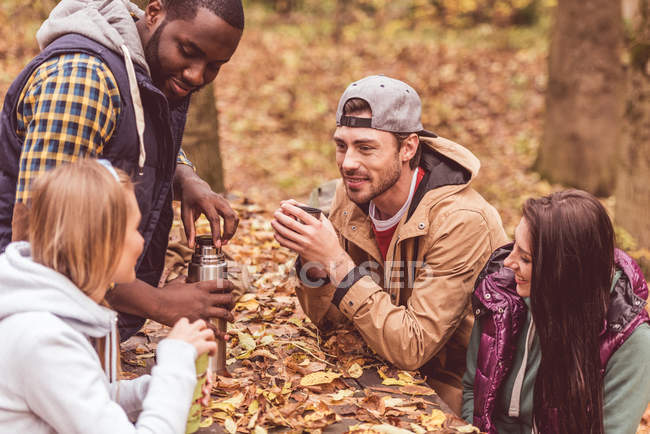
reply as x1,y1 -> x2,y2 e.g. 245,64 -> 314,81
15,52 -> 193,203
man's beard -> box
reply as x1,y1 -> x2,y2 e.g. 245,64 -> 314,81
144,20 -> 167,92
342,154 -> 402,206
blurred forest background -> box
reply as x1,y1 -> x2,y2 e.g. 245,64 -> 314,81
0,0 -> 648,430
3,0 -> 647,269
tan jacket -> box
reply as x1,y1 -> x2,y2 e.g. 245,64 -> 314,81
295,136 -> 508,414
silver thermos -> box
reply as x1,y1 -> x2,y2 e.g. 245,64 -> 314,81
187,235 -> 229,376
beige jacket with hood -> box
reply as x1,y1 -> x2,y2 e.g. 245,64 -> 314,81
295,136 -> 508,414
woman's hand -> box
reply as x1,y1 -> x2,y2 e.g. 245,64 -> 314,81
167,318 -> 217,358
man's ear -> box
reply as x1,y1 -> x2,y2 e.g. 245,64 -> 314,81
401,133 -> 420,163
144,0 -> 166,28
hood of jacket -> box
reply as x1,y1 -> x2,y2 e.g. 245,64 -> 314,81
0,242 -> 116,339
36,0 -> 150,76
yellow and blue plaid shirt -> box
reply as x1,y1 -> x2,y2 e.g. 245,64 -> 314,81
15,52 -> 193,203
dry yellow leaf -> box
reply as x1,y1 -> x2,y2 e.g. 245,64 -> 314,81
210,393 -> 244,413
300,371 -> 342,386
420,409 -> 446,430
281,380 -> 292,395
247,410 -> 259,429
399,385 -> 436,396
383,397 -> 409,407
260,335 -> 274,346
330,389 -> 355,401
349,424 -> 413,434
288,317 -> 303,327
237,332 -> 256,352
235,297 -> 260,312
212,411 -> 228,421
347,363 -> 363,378
381,370 -> 421,386
248,399 -> 259,415
455,424 -> 480,433
199,416 -> 214,428
410,423 -> 426,434
253,426 -> 268,434
224,416 -> 237,434
381,378 -> 408,386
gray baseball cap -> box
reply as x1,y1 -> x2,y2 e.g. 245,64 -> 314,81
335,75 -> 437,137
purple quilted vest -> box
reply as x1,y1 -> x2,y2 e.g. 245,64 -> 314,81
471,245 -> 650,433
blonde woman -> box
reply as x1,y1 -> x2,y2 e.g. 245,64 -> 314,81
0,160 -> 215,433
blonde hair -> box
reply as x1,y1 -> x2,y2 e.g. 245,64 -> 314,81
28,160 -> 134,300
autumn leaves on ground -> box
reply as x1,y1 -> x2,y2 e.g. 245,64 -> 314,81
1,0 -> 648,432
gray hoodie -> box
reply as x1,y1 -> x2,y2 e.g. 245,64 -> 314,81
35,0 -> 149,172
0,242 -> 197,433
36,0 -> 149,74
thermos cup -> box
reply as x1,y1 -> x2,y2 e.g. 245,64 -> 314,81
296,204 -> 322,220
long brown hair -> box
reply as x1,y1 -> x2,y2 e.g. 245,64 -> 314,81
523,189 -> 614,434
28,160 -> 133,301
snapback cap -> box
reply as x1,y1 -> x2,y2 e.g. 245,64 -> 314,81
335,75 -> 437,137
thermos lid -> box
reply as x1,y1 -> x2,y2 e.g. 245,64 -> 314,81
196,235 -> 214,247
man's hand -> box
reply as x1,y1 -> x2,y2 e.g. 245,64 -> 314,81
271,200 -> 355,286
106,277 -> 236,340
174,164 -> 239,249
158,277 -> 235,340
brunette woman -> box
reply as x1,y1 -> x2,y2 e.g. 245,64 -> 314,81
462,189 -> 650,433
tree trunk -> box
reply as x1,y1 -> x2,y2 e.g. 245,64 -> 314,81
182,83 -> 226,192
536,0 -> 626,196
616,0 -> 650,264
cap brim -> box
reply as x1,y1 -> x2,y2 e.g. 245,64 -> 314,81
418,129 -> 438,138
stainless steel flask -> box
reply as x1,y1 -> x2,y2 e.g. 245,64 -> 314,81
187,235 -> 229,376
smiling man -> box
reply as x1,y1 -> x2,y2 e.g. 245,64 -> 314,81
0,0 -> 243,340
272,75 -> 508,413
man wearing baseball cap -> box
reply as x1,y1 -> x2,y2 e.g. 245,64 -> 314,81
272,75 -> 508,413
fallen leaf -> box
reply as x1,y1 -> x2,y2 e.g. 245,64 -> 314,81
135,353 -> 155,359
410,423 -> 426,434
420,409 -> 446,430
288,317 -> 303,327
383,397 -> 409,408
349,423 -> 414,434
224,416 -> 237,434
253,426 -> 267,434
399,385 -> 436,396
235,294 -> 260,312
347,362 -> 363,378
199,416 -> 214,428
238,332 -> 257,352
260,335 -> 274,346
210,393 -> 245,413
248,399 -> 259,415
299,371 -> 342,386
455,424 -> 480,433
330,389 -> 355,401
248,348 -> 279,360
248,410 -> 259,429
